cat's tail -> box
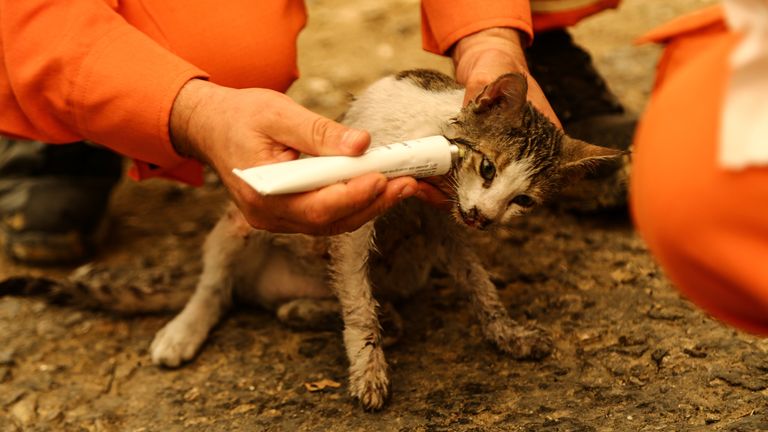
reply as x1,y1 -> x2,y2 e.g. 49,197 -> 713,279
0,275 -> 190,314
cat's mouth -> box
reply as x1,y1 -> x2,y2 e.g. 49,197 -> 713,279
458,206 -> 492,230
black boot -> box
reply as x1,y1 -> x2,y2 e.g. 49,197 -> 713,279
526,29 -> 635,213
0,139 -> 122,264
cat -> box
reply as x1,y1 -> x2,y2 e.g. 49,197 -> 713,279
148,69 -> 624,410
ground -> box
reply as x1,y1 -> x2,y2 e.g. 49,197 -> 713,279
3,0 -> 768,431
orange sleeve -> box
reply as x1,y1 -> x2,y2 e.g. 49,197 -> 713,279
0,0 -> 209,184
421,1 -> 533,54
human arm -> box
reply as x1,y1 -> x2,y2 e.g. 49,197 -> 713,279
0,0 -> 208,183
420,0 -> 560,125
415,1 -> 561,206
1,0 -> 415,235
451,27 -> 560,126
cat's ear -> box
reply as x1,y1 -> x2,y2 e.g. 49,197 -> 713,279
559,135 -> 627,181
471,73 -> 528,124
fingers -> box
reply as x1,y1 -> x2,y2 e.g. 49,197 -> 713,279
241,174 -> 418,235
459,60 -> 562,128
415,180 -> 453,212
463,75 -> 493,107
281,172 -> 390,229
261,93 -> 371,157
462,73 -> 485,106
452,27 -> 562,128
522,73 -> 562,128
327,176 -> 418,235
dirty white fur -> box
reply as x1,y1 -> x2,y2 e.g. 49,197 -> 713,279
150,71 -> 555,410
458,158 -> 534,223
342,75 -> 464,143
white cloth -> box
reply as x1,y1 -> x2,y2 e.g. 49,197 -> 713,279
720,0 -> 768,170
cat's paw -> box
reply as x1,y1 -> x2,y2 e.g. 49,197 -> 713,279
348,344 -> 390,411
486,320 -> 553,361
276,298 -> 342,331
150,315 -> 211,368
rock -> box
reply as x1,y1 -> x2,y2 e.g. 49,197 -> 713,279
63,312 -> 85,327
184,387 -> 201,402
741,352 -> 768,372
36,394 -> 64,423
261,408 -> 281,418
711,367 -> 768,391
184,417 -> 213,427
682,347 -> 707,359
610,268 -> 636,283
0,348 -> 14,366
0,387 -> 25,407
721,414 -> 768,431
35,319 -> 65,339
229,403 -> 259,415
647,305 -> 686,321
10,396 -> 36,427
651,348 -> 669,368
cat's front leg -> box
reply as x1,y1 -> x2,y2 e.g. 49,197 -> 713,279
440,231 -> 553,360
465,257 -> 553,360
151,205 -> 251,367
330,222 -> 389,410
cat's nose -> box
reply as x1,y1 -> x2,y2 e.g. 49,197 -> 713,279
459,207 -> 491,229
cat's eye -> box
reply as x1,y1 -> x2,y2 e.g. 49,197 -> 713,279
511,194 -> 535,208
479,157 -> 496,181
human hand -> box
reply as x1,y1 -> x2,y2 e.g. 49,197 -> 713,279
415,177 -> 455,212
452,27 -> 561,128
414,28 -> 563,210
170,79 -> 417,235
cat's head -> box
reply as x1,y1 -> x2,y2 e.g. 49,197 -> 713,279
445,72 -> 625,229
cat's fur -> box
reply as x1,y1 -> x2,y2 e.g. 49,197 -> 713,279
149,69 -> 623,410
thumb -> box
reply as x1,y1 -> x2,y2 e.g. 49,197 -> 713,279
305,116 -> 371,156
267,97 -> 371,156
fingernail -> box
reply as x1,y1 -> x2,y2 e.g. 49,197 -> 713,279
341,129 -> 367,153
399,185 -> 416,199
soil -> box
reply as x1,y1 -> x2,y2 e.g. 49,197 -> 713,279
4,0 -> 768,431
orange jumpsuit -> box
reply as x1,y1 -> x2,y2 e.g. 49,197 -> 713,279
0,0 -> 616,185
632,5 -> 768,335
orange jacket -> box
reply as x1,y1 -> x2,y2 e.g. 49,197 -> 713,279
0,0 -> 615,185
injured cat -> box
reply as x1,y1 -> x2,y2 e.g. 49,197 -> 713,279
149,69 -> 624,410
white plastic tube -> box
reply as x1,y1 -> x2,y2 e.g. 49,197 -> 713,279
233,135 -> 459,195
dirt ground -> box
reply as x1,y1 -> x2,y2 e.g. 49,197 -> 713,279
4,0 -> 768,431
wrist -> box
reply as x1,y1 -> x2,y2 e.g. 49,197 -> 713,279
170,78 -> 217,163
452,27 -> 527,65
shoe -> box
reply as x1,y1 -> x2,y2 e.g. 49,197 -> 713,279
0,139 -> 122,264
526,29 -> 635,213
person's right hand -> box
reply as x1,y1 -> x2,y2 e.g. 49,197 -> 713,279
170,79 -> 418,235
452,27 -> 561,128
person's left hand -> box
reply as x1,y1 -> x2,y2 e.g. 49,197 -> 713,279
416,27 -> 563,210
452,27 -> 561,127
